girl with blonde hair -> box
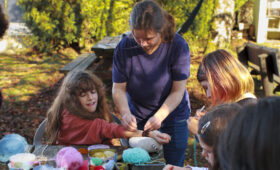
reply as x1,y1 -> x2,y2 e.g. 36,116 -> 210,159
197,49 -> 256,107
188,49 -> 257,135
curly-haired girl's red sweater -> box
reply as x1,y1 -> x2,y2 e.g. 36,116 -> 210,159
57,109 -> 126,145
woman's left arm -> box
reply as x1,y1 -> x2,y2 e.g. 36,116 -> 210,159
144,79 -> 187,130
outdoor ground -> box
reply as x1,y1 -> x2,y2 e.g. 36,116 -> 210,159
0,36 -> 279,166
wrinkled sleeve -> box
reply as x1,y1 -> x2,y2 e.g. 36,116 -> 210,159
113,41 -> 127,83
171,37 -> 191,81
89,119 -> 126,142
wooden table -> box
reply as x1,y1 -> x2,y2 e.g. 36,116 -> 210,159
89,35 -> 124,86
59,34 -> 123,82
1,144 -> 165,170
33,145 -> 165,170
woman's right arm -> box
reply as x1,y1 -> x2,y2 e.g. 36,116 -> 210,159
112,82 -> 137,131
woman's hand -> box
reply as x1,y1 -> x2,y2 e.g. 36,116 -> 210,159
121,113 -> 137,131
144,115 -> 163,131
187,117 -> 199,135
149,130 -> 171,144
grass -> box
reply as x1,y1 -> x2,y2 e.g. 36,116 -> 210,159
0,49 -> 77,109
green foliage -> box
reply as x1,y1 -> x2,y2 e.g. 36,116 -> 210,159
18,0 -> 250,53
18,0 -> 134,53
235,0 -> 249,11
158,0 -> 216,54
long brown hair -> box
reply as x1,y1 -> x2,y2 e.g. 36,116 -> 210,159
46,70 -> 112,144
219,97 -> 280,170
129,0 -> 175,42
197,49 -> 255,106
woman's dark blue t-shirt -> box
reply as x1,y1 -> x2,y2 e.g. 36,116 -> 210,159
113,33 -> 191,124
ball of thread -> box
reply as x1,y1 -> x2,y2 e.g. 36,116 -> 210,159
122,147 -> 150,164
0,133 -> 28,162
56,147 -> 83,170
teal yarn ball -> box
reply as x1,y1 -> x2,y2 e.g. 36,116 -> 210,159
122,147 -> 150,164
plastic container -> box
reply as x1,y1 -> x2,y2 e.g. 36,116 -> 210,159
9,153 -> 35,170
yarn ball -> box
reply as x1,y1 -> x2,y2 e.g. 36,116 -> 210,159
56,147 -> 83,170
0,134 -> 28,162
129,137 -> 163,153
122,147 -> 150,164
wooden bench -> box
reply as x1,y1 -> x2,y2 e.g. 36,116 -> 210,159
59,53 -> 97,74
237,42 -> 280,96
59,35 -> 123,88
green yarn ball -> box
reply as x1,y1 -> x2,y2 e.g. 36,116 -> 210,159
122,147 -> 150,164
90,157 -> 103,166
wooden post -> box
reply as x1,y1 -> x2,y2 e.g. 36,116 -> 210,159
236,45 -> 249,68
255,0 -> 268,43
259,53 -> 274,96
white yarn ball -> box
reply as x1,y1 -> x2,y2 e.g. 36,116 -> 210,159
129,137 -> 162,153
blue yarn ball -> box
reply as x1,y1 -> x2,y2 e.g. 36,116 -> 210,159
122,147 -> 150,164
0,134 -> 28,162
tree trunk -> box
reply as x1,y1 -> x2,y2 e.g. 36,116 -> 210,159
211,0 -> 235,48
106,0 -> 115,35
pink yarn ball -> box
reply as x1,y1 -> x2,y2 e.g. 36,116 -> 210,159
56,147 -> 83,170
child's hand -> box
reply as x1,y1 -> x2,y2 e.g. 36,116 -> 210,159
163,164 -> 191,170
149,130 -> 171,144
187,117 -> 199,135
195,105 -> 206,118
195,110 -> 206,119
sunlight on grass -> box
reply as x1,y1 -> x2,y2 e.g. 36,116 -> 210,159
0,51 -> 76,103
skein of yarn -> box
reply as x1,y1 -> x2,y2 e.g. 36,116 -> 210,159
129,137 -> 162,153
122,147 -> 150,164
56,147 -> 83,170
0,133 -> 28,162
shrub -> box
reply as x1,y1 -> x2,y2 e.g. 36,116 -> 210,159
19,0 -> 248,53
18,0 -> 134,53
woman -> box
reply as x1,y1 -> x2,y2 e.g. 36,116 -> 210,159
112,0 -> 191,166
188,49 -> 257,134
218,97 -> 280,170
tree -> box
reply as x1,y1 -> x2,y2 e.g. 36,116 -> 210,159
211,0 -> 235,48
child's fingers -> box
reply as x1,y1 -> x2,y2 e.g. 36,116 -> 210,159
163,165 -> 173,170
